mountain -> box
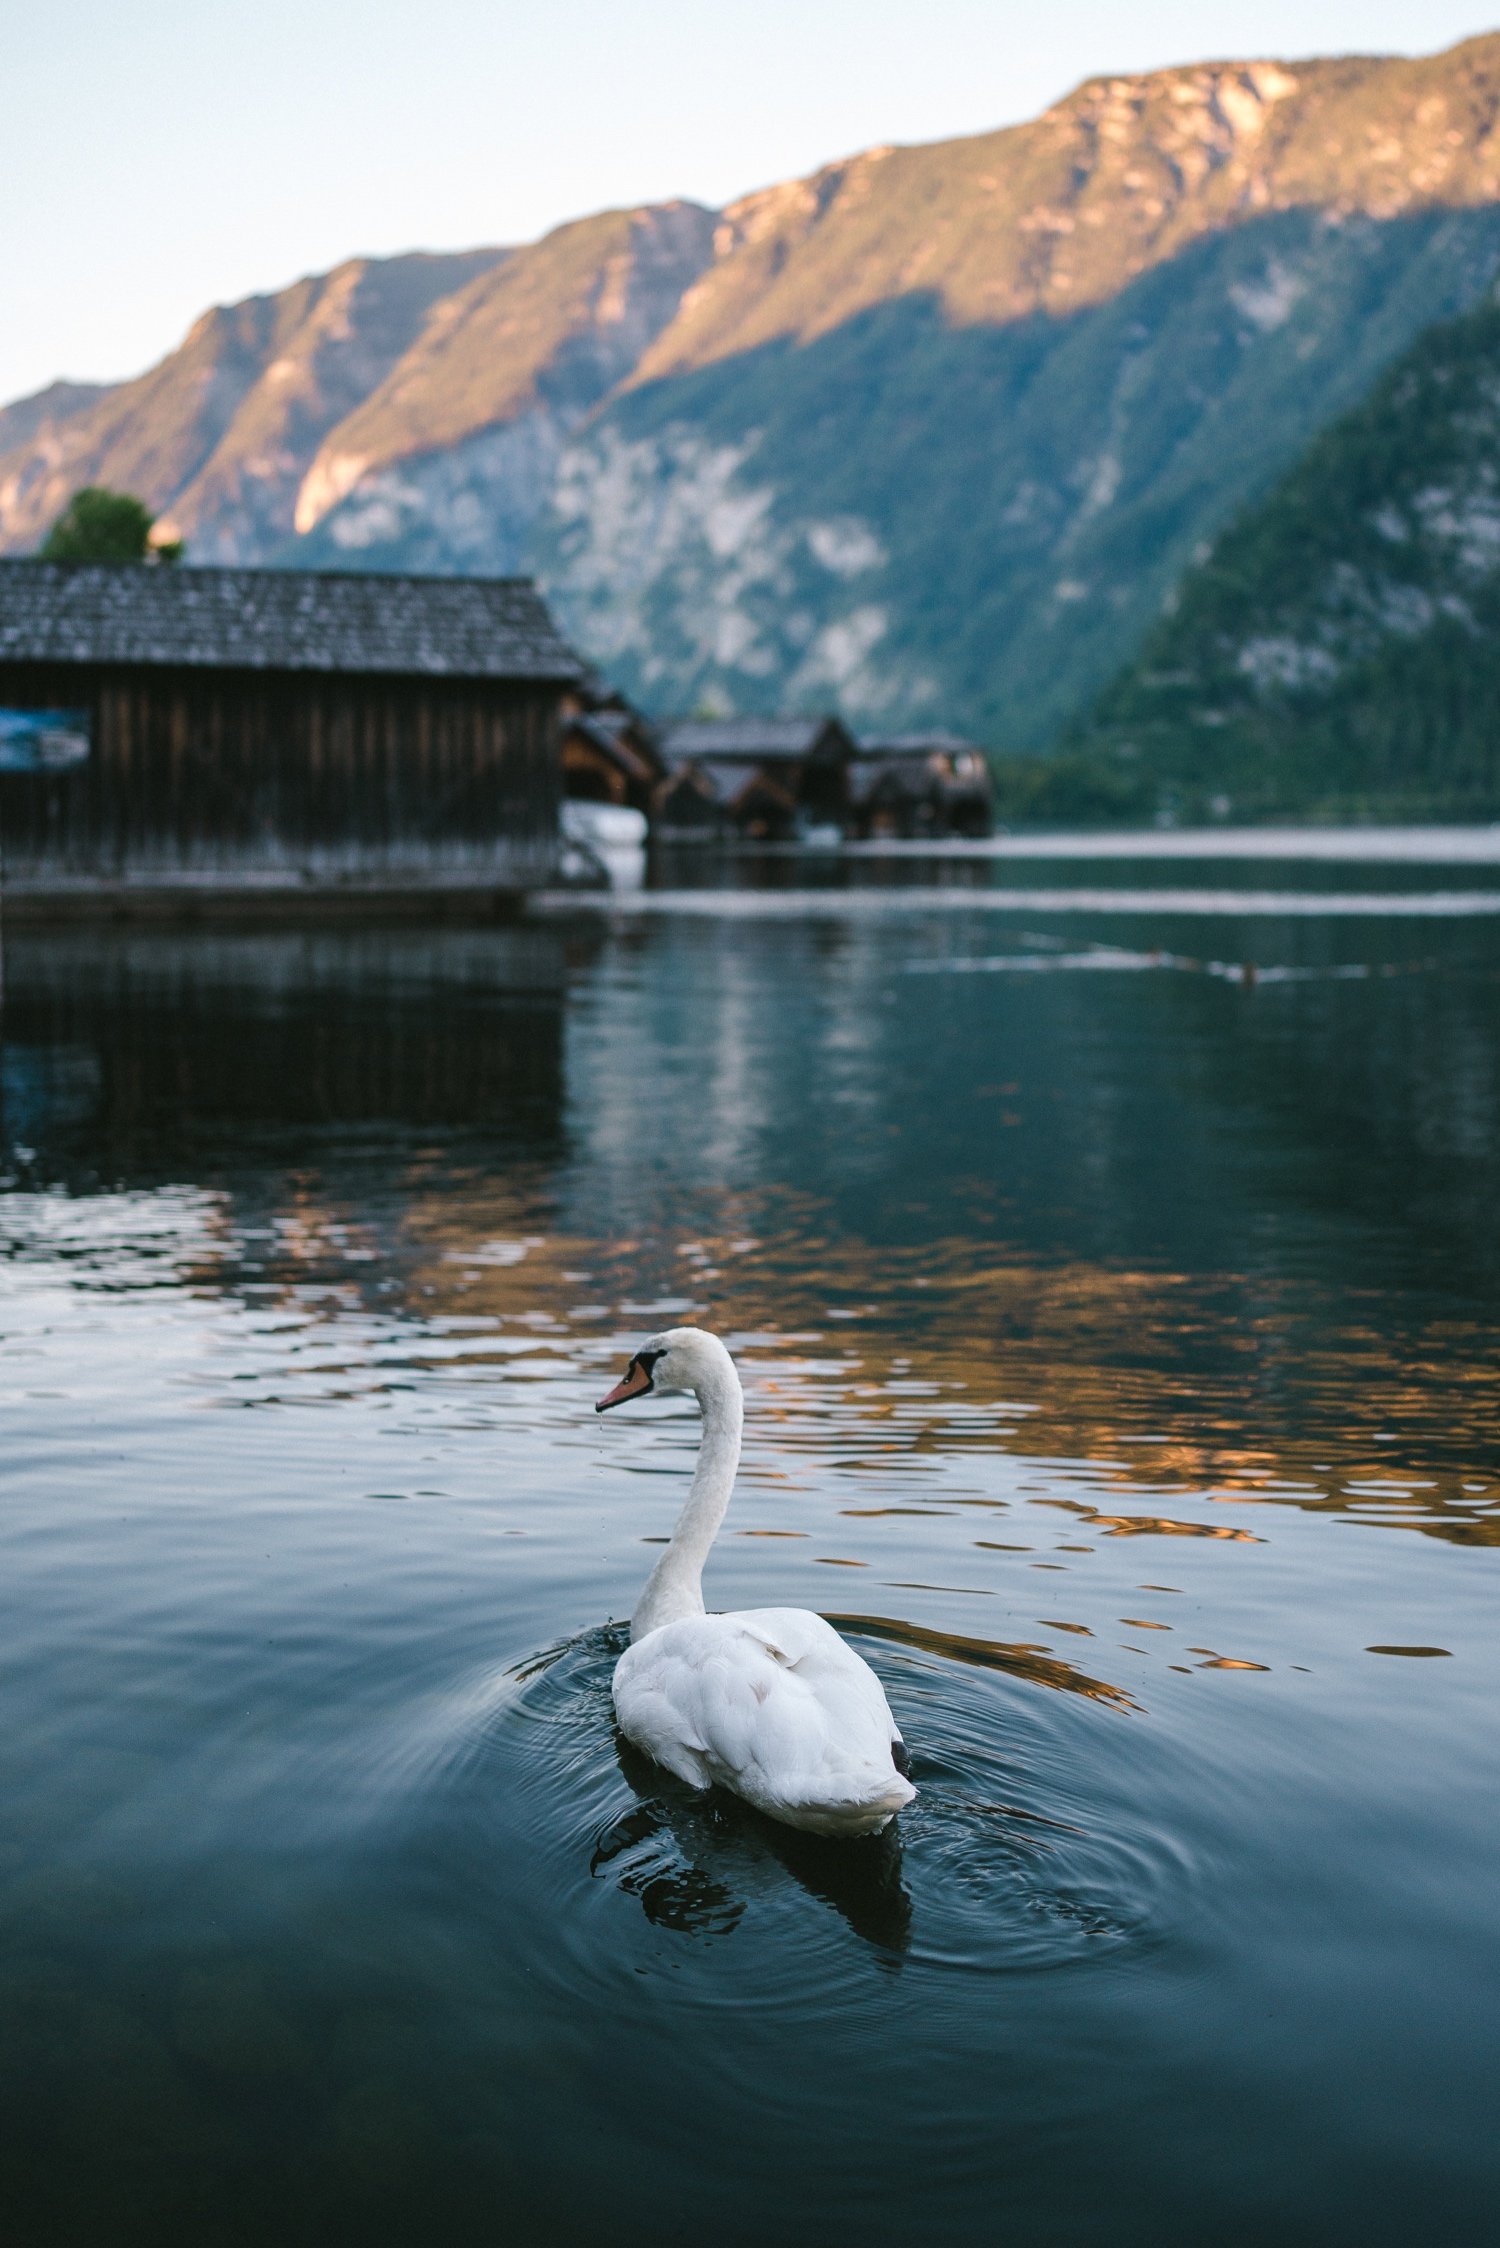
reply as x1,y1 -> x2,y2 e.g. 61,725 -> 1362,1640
0,250 -> 505,565
0,380 -> 114,458
8,33 -> 1500,745
544,37 -> 1500,742
289,202 -> 719,572
1082,288 -> 1500,818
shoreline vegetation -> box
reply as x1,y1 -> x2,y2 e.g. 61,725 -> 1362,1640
987,751 -> 1500,832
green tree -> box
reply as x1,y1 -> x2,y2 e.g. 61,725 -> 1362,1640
40,486 -> 183,564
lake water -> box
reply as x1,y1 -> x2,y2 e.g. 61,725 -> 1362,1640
3,847 -> 1499,2246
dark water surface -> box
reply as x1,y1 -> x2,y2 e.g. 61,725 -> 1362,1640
2,867 -> 1499,2246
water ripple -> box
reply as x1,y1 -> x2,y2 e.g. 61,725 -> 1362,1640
423,1617 -> 1193,2005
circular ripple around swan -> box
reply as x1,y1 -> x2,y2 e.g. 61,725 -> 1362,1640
873,1638 -> 1191,1974
418,1617 -> 1196,2019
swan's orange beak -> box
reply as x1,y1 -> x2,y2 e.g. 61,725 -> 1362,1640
596,1356 -> 653,1412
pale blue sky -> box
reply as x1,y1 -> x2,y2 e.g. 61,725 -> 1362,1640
4,1 -> 1495,407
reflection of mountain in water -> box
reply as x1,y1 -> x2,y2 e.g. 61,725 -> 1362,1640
532,912 -> 1500,1518
2,906 -> 1497,1535
557,909 -> 1500,1290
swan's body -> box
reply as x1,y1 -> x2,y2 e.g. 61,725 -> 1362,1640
597,1328 -> 915,1838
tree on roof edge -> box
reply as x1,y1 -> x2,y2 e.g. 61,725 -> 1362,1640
40,488 -> 184,565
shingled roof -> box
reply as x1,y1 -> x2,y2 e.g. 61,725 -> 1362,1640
0,561 -> 582,681
658,715 -> 856,763
857,731 -> 982,758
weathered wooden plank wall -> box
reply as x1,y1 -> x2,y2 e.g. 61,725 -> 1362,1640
0,663 -> 561,890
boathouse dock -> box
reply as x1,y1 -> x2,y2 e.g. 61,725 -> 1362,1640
0,561 -> 582,918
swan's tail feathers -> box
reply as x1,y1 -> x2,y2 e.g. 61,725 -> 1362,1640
870,1771 -> 918,1821
788,1770 -> 917,1839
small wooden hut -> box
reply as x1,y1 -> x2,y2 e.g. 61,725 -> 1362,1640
559,681 -> 664,814
0,561 -> 581,913
851,733 -> 993,839
655,716 -> 857,839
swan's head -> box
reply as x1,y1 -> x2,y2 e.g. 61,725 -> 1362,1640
595,1326 -> 736,1412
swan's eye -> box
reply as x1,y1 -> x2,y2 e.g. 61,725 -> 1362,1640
636,1351 -> 662,1383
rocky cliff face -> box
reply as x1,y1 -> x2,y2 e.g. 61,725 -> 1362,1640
0,381 -> 114,460
0,250 -> 504,564
8,34 -> 1500,744
288,201 -> 718,573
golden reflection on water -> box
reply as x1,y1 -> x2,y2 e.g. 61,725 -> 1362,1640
182,1151 -> 1500,1553
824,1613 -> 1138,1708
364,1180 -> 1500,1550
1042,1501 -> 1262,1543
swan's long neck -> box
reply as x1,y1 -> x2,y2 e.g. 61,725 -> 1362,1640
630,1357 -> 743,1641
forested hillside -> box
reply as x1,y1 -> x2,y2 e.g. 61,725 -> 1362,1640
1085,290 -> 1500,818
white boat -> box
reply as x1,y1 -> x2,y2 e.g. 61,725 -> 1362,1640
559,799 -> 648,889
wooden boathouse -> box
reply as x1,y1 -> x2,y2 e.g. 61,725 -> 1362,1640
654,716 -> 858,839
650,715 -> 992,841
0,562 -> 581,915
850,733 -> 993,839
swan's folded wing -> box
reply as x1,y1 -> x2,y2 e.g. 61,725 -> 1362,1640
618,1621 -> 811,1781
618,1612 -> 908,1822
612,1636 -> 719,1789
731,1607 -> 903,1750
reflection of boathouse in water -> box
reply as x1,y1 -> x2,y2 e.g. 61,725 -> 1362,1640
0,561 -> 581,914
0,925 -> 569,1185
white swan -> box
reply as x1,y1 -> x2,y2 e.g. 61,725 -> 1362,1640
597,1327 -> 915,1838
